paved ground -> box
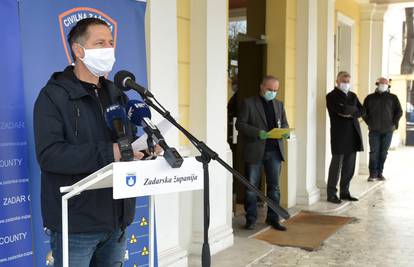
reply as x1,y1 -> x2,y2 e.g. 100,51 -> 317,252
251,146 -> 414,267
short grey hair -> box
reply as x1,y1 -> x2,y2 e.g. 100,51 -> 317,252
336,71 -> 350,80
261,75 -> 279,85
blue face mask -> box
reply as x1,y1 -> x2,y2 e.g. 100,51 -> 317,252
263,90 -> 277,101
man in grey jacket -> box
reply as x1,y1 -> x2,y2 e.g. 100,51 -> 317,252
236,76 -> 289,231
363,77 -> 402,181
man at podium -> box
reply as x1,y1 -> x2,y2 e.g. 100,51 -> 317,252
34,18 -> 145,267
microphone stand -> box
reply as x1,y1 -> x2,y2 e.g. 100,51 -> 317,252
140,94 -> 290,267
143,127 -> 155,155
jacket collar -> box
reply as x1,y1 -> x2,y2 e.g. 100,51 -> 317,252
334,87 -> 349,97
50,66 -> 123,102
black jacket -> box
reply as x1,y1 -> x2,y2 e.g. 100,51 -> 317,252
362,90 -> 403,133
34,66 -> 136,233
236,95 -> 289,163
326,88 -> 364,154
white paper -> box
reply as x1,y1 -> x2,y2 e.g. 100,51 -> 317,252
132,118 -> 175,151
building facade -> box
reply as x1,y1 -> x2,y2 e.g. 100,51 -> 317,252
145,0 -> 410,265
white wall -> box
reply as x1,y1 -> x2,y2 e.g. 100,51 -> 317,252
383,6 -> 404,77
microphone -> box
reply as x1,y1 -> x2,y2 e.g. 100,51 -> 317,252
142,117 -> 183,168
114,70 -> 154,98
126,100 -> 183,168
105,104 -> 134,162
126,100 -> 154,155
126,100 -> 151,126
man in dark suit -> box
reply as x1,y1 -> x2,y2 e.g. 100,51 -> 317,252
326,71 -> 365,204
236,76 -> 289,231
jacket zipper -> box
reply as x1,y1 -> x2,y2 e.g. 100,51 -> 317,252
380,93 -> 384,131
95,89 -> 104,116
95,88 -> 118,230
74,103 -> 80,137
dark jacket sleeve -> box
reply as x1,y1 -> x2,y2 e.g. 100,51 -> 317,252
351,95 -> 365,119
362,96 -> 370,124
34,91 -> 114,175
393,95 -> 403,129
326,93 -> 346,116
236,98 -> 261,138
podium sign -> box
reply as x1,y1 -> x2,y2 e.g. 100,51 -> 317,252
60,157 -> 203,267
113,157 -> 203,199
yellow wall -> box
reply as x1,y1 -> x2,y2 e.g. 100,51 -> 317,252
335,0 -> 360,95
266,0 -> 296,208
266,0 -> 296,128
177,0 -> 191,145
286,0 -> 296,128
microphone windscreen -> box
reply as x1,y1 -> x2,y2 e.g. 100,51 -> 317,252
126,100 -> 151,126
114,70 -> 136,91
105,104 -> 127,131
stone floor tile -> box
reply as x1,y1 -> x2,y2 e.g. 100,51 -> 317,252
249,147 -> 414,267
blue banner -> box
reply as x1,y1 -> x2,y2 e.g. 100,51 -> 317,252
18,1 -> 152,266
0,0 -> 34,266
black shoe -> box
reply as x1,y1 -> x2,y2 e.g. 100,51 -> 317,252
268,221 -> 287,231
367,175 -> 377,182
340,195 -> 359,201
245,220 -> 256,230
327,195 -> 342,204
377,174 -> 386,181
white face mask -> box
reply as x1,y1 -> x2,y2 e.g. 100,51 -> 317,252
339,82 -> 351,94
377,84 -> 388,93
79,46 -> 116,77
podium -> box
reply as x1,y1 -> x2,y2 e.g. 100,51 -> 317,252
60,157 -> 204,267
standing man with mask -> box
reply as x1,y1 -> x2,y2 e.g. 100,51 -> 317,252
326,71 -> 364,204
363,77 -> 402,181
34,18 -> 144,267
236,76 -> 289,231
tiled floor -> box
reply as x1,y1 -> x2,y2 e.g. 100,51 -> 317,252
250,146 -> 414,267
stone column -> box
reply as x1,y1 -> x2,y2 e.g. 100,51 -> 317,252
372,5 -> 389,83
358,4 -> 375,175
358,4 -> 388,175
188,0 -> 234,264
316,0 -> 335,198
146,0 -> 188,266
295,0 -> 320,205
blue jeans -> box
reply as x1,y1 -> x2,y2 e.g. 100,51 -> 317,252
245,151 -> 282,223
50,228 -> 127,267
368,131 -> 393,177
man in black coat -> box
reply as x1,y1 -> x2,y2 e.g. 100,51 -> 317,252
363,77 -> 402,181
236,76 -> 289,231
34,18 -> 146,267
326,71 -> 365,204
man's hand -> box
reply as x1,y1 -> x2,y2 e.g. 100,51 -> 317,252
154,144 -> 163,155
146,144 -> 163,156
113,143 -> 121,162
338,113 -> 352,118
281,133 -> 290,139
133,150 -> 145,160
113,143 -> 144,161
259,130 -> 268,140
